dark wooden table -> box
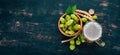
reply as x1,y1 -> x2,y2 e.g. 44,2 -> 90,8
0,0 -> 120,55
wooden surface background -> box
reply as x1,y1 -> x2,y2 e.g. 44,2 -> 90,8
0,0 -> 120,55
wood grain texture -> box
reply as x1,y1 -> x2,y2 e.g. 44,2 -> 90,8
0,0 -> 120,55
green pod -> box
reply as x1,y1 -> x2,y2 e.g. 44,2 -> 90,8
81,18 -> 88,22
69,44 -> 75,51
73,24 -> 81,31
60,24 -> 64,28
62,27 -> 66,31
70,39 -> 75,45
68,30 -> 75,35
65,30 -> 69,34
77,35 -> 81,40
65,15 -> 71,21
65,19 -> 74,26
76,40 -> 81,45
68,26 -> 73,31
71,14 -> 79,22
92,15 -> 98,20
60,17 -> 66,24
80,34 -> 85,43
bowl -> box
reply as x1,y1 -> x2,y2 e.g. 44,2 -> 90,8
58,14 -> 83,37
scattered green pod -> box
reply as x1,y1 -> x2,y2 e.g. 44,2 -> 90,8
76,40 -> 81,45
60,17 -> 66,24
85,21 -> 89,24
81,18 -> 88,22
101,42 -> 105,47
80,34 -> 85,43
81,39 -> 85,43
65,15 -> 71,21
77,36 -> 80,40
92,15 -> 98,20
73,24 -> 81,31
65,19 -> 74,26
71,14 -> 79,22
69,44 -> 75,51
70,39 -> 75,45
60,24 -> 64,28
78,35 -> 82,42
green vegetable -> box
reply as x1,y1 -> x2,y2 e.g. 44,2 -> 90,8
60,24 -> 64,28
65,30 -> 69,34
73,24 -> 81,31
85,21 -> 89,24
65,15 -> 71,21
65,30 -> 75,35
81,39 -> 85,43
69,44 -> 75,50
77,36 -> 80,40
68,26 -> 73,30
65,19 -> 74,26
101,42 -> 105,47
60,17 -> 66,24
80,34 -> 85,43
92,15 -> 98,20
73,21 -> 77,24
76,40 -> 81,45
71,14 -> 79,22
70,39 -> 75,45
62,27 -> 66,31
82,18 -> 88,22
68,30 -> 75,35
66,5 -> 77,15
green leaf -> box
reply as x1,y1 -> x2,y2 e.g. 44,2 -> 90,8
65,6 -> 72,15
72,5 -> 77,13
65,5 -> 77,15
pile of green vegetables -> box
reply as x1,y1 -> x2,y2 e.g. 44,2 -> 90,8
69,34 -> 85,50
60,5 -> 98,51
60,5 -> 81,35
60,14 -> 81,35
